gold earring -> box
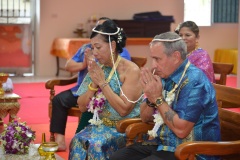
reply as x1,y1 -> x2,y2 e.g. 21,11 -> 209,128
195,42 -> 199,49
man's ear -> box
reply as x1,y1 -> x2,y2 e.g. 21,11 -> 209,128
173,51 -> 182,64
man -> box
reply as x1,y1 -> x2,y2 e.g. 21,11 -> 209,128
110,32 -> 220,160
50,17 -> 131,151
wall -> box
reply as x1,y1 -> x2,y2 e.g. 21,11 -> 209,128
35,0 -> 239,77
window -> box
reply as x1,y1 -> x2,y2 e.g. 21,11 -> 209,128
0,0 -> 31,24
184,0 -> 239,26
184,0 -> 211,26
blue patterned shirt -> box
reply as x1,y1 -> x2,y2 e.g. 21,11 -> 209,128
156,59 -> 220,160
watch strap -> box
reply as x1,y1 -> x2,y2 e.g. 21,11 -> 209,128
146,98 -> 156,108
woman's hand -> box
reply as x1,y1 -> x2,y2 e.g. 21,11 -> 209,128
84,48 -> 95,65
85,48 -> 105,87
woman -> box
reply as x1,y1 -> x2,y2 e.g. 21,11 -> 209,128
175,21 -> 215,82
69,20 -> 143,160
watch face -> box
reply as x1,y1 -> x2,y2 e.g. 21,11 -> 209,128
156,98 -> 163,106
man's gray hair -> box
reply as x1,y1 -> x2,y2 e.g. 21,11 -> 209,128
150,32 -> 187,60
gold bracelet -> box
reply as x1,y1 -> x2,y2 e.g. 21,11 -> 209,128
101,82 -> 108,90
88,82 -> 98,91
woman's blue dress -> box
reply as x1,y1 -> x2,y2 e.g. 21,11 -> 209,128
69,66 -> 142,160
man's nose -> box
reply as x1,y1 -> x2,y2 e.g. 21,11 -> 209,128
151,60 -> 157,68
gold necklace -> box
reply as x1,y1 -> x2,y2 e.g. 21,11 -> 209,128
100,55 -> 121,83
105,55 -> 121,83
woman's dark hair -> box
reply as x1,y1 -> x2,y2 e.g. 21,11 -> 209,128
98,17 -> 110,21
90,19 -> 127,53
175,21 -> 199,37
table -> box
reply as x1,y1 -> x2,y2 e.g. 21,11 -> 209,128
51,38 -> 152,76
0,93 -> 21,125
214,49 -> 238,74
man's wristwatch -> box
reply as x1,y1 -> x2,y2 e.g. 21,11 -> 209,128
155,97 -> 165,107
146,97 -> 165,108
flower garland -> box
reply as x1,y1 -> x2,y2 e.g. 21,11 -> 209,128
0,119 -> 36,154
87,88 -> 106,126
147,91 -> 174,138
147,61 -> 190,138
86,55 -> 121,126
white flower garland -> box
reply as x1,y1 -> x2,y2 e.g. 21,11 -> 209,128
87,89 -> 106,126
147,90 -> 175,138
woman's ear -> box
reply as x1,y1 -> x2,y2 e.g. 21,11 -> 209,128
111,41 -> 117,52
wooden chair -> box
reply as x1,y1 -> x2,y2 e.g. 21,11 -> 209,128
45,56 -> 147,141
213,62 -> 234,85
45,74 -> 80,141
116,83 -> 240,159
130,56 -> 147,68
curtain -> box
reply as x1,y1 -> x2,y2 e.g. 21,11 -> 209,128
213,0 -> 239,23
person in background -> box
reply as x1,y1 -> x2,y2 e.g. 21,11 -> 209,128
50,17 -> 131,151
175,21 -> 215,82
110,32 -> 220,160
69,19 -> 143,160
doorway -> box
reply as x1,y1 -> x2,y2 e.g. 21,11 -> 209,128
0,0 -> 35,76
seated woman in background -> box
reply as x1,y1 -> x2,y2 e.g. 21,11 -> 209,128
69,20 -> 143,160
175,21 -> 215,82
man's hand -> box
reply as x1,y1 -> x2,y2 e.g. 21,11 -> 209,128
140,67 -> 163,103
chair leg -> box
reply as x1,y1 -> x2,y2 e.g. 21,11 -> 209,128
50,132 -> 55,142
0,118 -> 3,133
0,118 -> 3,125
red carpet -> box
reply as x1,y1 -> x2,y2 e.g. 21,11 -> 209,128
226,75 -> 237,88
3,82 -> 78,124
13,82 -> 49,98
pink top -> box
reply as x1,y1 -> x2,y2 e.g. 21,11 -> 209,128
188,48 -> 215,83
